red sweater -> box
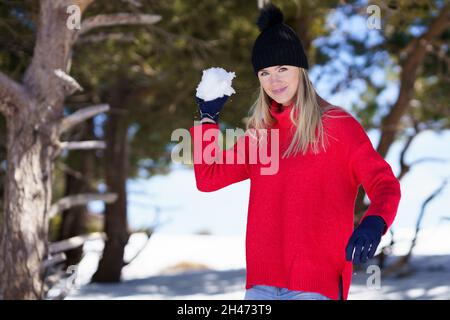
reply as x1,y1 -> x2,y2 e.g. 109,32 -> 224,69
189,100 -> 401,300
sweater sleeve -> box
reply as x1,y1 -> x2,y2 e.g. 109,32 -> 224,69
189,123 -> 250,192
345,116 -> 401,235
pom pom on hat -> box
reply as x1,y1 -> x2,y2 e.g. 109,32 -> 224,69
256,3 -> 284,31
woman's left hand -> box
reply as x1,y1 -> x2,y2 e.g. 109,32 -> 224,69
345,216 -> 386,265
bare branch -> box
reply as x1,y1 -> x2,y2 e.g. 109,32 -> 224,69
48,193 -> 117,218
60,104 -> 109,133
398,119 -> 419,180
120,0 -> 142,7
410,157 -> 450,166
55,162 -> 98,190
0,71 -> 28,116
54,69 -> 83,95
148,24 -> 220,50
42,253 -> 67,270
49,232 -> 106,254
76,32 -> 136,45
60,140 -> 106,150
76,13 -> 162,41
398,116 -> 450,180
407,178 -> 448,257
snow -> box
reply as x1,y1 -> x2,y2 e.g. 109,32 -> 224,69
195,67 -> 236,101
65,224 -> 450,300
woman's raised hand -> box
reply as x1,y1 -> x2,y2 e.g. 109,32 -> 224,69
195,95 -> 229,123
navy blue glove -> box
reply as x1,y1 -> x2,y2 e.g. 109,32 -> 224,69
195,95 -> 229,122
345,216 -> 386,265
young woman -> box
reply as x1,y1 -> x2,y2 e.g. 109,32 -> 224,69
190,4 -> 401,300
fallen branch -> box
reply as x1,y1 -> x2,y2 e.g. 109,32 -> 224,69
48,192 -> 117,218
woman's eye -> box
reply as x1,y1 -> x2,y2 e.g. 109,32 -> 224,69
260,68 -> 286,76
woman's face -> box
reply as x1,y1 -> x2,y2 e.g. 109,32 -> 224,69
258,65 -> 299,106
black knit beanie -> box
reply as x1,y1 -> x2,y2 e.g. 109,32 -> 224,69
251,4 -> 309,75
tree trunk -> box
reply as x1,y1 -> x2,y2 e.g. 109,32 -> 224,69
0,111 -> 55,299
0,0 -> 87,299
91,83 -> 130,283
0,116 -> 5,219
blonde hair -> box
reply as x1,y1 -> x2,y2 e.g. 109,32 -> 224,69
246,68 -> 348,158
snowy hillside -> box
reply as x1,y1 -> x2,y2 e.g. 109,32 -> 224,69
65,224 -> 450,300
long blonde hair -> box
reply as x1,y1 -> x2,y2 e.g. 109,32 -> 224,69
246,68 -> 346,158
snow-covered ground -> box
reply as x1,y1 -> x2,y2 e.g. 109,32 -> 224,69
65,224 -> 450,300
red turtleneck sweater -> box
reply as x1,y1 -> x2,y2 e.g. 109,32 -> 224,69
189,100 -> 401,300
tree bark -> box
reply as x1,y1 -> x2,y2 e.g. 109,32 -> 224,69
0,108 -> 55,299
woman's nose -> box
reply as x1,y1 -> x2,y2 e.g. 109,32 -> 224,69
269,74 -> 282,84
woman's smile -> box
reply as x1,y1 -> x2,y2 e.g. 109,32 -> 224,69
272,87 -> 287,95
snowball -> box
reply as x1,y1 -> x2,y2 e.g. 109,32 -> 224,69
196,67 -> 236,101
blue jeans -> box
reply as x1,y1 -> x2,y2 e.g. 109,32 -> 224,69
244,285 -> 332,300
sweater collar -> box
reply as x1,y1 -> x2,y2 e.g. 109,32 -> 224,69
269,99 -> 296,129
